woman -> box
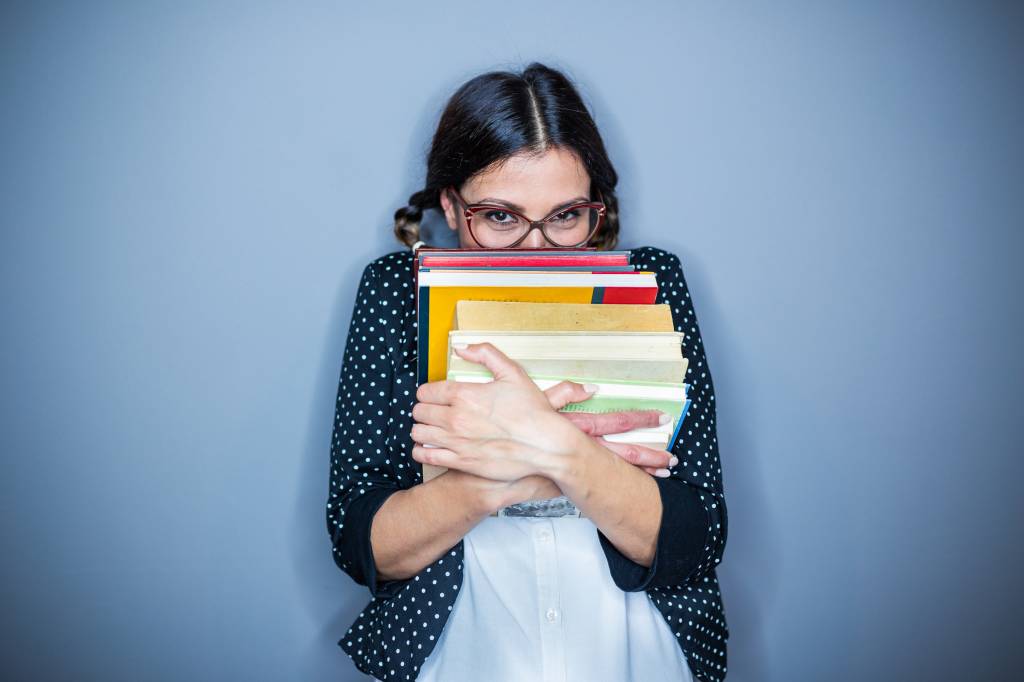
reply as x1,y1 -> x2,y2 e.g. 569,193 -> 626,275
326,63 -> 728,682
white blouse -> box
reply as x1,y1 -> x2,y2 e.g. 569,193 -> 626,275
400,514 -> 696,682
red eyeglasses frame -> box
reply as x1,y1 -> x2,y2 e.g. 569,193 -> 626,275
447,187 -> 607,248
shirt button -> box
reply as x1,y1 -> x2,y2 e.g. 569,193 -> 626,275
536,529 -> 551,542
545,608 -> 558,623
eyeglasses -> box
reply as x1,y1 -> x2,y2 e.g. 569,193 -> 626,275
447,187 -> 607,249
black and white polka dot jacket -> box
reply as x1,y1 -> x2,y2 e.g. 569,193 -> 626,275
326,246 -> 729,681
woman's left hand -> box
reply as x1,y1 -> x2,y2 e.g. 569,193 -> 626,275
541,381 -> 679,477
410,342 -> 584,482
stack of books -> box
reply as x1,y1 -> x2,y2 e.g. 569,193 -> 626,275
414,248 -> 692,517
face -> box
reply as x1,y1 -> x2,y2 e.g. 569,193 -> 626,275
439,146 -> 593,249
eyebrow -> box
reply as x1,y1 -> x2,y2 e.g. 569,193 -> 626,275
475,196 -> 591,214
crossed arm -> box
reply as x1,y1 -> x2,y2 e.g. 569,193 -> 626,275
407,339 -> 679,569
331,250 -> 724,600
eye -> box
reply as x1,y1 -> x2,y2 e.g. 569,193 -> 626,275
483,210 -> 520,227
551,209 -> 581,224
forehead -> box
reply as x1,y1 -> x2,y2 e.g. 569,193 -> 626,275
463,147 -> 590,201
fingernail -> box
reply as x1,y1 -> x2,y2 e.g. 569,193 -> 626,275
655,468 -> 670,478
658,412 -> 671,425
582,383 -> 598,394
452,342 -> 468,350
669,456 -> 679,467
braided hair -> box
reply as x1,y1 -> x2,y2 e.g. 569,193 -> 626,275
392,62 -> 621,251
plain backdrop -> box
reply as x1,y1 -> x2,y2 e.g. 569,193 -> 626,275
2,1 -> 1022,680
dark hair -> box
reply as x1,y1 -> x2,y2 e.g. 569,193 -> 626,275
393,62 -> 621,250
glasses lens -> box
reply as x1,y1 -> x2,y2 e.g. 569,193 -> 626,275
542,205 -> 601,246
468,205 -> 602,247
468,208 -> 529,247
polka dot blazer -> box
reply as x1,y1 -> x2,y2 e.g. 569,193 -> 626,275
326,246 -> 729,681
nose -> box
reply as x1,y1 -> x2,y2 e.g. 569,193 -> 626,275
520,224 -> 550,249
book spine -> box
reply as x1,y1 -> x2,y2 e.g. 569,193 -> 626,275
416,286 -> 430,385
668,398 -> 693,450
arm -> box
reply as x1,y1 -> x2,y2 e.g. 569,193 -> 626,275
409,345 -> 710,588
371,468 -> 561,581
544,434 -> 663,566
542,427 -> 716,589
327,262 -> 490,598
585,248 -> 728,591
408,249 -> 727,592
369,471 -> 492,582
326,261 -> 409,598
327,262 -> 560,596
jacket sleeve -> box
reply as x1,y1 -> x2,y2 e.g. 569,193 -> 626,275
598,250 -> 728,591
325,261 -> 413,600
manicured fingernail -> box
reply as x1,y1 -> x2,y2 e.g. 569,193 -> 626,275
452,342 -> 468,350
658,412 -> 671,425
583,383 -> 598,394
655,468 -> 670,477
669,456 -> 679,467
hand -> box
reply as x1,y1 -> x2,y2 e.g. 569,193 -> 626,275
410,342 -> 583,482
542,380 -> 679,478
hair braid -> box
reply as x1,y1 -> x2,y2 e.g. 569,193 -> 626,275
392,189 -> 432,249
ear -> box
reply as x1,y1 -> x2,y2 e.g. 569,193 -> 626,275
439,187 -> 458,232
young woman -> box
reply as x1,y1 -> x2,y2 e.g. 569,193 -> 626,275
326,63 -> 728,682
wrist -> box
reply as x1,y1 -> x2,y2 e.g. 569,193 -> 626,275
477,485 -> 505,516
442,469 -> 503,517
538,424 -> 594,488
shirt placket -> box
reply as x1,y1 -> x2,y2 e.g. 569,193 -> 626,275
532,519 -> 566,682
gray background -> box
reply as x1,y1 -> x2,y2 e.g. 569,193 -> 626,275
2,1 -> 1022,680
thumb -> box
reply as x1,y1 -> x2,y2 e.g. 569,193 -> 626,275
544,380 -> 599,410
452,342 -> 528,383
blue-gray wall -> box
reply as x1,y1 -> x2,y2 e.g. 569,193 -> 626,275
2,2 -> 1021,680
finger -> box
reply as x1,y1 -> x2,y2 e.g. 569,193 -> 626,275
599,439 -> 677,469
412,444 -> 458,468
410,423 -> 462,449
566,410 -> 668,436
602,448 -> 667,477
411,401 -> 452,429
452,342 -> 528,383
544,380 -> 598,410
416,379 -> 473,406
560,411 -> 604,435
610,444 -> 673,478
566,411 -> 641,437
411,442 -> 521,481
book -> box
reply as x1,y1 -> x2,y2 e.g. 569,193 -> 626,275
423,346 -> 691,487
453,299 -> 675,332
416,270 -> 659,384
413,246 -> 630,280
412,250 -> 693,518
